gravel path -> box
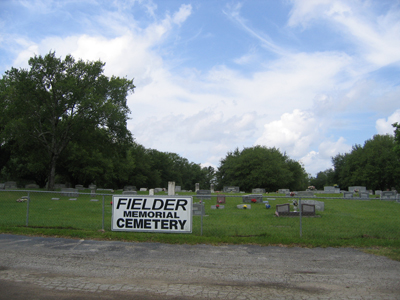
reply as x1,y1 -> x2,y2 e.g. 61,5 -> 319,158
0,234 -> 399,299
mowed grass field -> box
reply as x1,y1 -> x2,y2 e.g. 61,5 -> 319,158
1,190 -> 399,260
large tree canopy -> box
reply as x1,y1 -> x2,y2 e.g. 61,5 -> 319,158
216,146 -> 308,192
125,145 -> 215,190
0,52 -> 135,190
332,134 -> 400,191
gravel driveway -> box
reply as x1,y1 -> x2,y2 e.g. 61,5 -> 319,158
0,234 -> 399,299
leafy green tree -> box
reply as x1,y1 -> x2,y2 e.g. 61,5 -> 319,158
0,52 -> 134,189
216,146 -> 308,192
393,122 -> 400,158
309,168 -> 335,190
332,134 -> 400,190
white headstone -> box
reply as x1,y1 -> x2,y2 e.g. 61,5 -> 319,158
168,181 -> 175,196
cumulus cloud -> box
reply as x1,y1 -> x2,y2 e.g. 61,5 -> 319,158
255,109 -> 320,157
376,110 -> 400,135
300,137 -> 351,176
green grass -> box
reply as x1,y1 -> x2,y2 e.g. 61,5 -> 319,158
1,190 -> 399,260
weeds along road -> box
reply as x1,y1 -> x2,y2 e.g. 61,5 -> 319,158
0,234 -> 399,300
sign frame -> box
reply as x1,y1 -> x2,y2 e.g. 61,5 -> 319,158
112,195 -> 193,233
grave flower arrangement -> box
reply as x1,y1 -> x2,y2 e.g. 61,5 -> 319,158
293,200 -> 298,211
216,204 -> 220,209
251,198 -> 257,203
243,205 -> 247,209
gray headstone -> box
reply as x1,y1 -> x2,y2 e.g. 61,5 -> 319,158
140,188 -> 147,191
252,188 -> 266,194
375,190 -> 382,196
192,203 -> 205,216
237,204 -> 251,209
301,200 -> 324,211
75,184 -> 84,190
61,188 -> 78,197
297,191 -> 315,197
242,194 -> 263,203
124,185 -> 136,191
0,183 -> 4,190
154,188 -> 163,193
278,189 -> 290,194
88,184 -> 97,190
349,186 -> 367,192
210,184 -> 215,193
122,191 -> 137,195
223,186 -> 240,193
324,186 -> 335,193
301,204 -> 315,213
196,190 -> 211,200
343,192 -> 354,198
276,204 -> 290,213
211,205 -> 225,209
381,191 -> 397,200
359,192 -> 370,199
195,183 -> 200,192
175,186 -> 181,192
5,181 -> 17,189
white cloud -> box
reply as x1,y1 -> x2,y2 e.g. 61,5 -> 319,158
318,136 -> 351,158
300,137 -> 351,176
255,109 -> 320,157
376,110 -> 400,135
288,0 -> 334,28
300,151 -> 333,176
172,4 -> 192,25
288,0 -> 400,67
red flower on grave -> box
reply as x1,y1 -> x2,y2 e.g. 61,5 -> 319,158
251,199 -> 257,203
216,204 -> 220,208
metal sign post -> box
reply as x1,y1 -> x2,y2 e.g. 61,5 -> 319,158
299,197 -> 302,237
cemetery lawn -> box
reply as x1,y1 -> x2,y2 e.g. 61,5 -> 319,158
0,191 -> 399,261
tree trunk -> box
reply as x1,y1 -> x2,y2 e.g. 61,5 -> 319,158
47,154 -> 58,191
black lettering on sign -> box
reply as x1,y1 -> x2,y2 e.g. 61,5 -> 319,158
175,199 -> 188,211
117,218 -> 124,228
152,199 -> 164,210
116,198 -> 127,209
164,199 -> 175,210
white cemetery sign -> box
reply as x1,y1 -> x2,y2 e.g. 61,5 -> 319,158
112,195 -> 192,233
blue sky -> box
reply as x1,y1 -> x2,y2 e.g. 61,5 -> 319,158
1,0 -> 400,176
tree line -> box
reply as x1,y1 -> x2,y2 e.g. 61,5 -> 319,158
310,133 -> 400,191
1,52 -> 398,192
